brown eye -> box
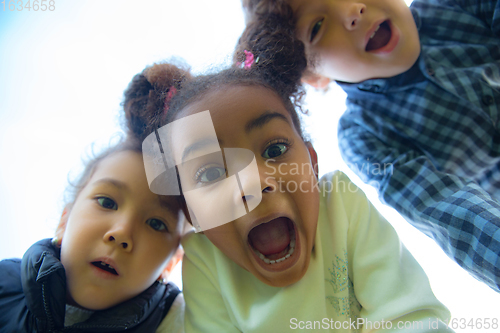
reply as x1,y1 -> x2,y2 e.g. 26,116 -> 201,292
147,218 -> 168,232
195,164 -> 226,184
310,19 -> 323,42
263,143 -> 288,159
97,197 -> 117,210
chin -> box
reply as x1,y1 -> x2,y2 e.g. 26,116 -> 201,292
257,251 -> 311,288
70,293 -> 122,311
266,269 -> 308,288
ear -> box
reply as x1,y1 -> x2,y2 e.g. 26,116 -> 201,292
305,141 -> 319,179
302,71 -> 331,90
159,247 -> 184,280
55,206 -> 70,241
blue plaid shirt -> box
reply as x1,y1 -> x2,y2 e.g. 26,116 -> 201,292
337,0 -> 500,291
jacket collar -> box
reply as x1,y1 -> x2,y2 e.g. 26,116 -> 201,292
21,238 -> 67,329
21,239 -> 167,331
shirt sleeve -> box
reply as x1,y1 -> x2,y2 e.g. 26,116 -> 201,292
338,114 -> 500,293
331,172 -> 452,332
452,0 -> 499,35
181,233 -> 241,333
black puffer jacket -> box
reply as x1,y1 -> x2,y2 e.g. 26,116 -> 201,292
0,239 -> 180,333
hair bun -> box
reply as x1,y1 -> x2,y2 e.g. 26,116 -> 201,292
122,62 -> 191,143
235,6 -> 307,97
144,63 -> 189,92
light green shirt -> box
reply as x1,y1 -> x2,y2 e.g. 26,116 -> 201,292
182,171 -> 452,332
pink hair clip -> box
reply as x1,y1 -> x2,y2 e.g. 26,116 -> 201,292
164,86 -> 177,114
237,50 -> 259,70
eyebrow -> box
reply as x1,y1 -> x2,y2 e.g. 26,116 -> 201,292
181,138 -> 220,163
179,111 -> 290,162
93,178 -> 127,190
157,196 -> 179,215
245,111 -> 290,133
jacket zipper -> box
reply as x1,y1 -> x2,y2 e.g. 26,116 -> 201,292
41,282 -> 61,332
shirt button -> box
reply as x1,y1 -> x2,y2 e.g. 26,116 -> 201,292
482,95 -> 494,106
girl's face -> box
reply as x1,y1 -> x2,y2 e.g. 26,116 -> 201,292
57,151 -> 183,310
177,85 -> 320,287
289,0 -> 420,83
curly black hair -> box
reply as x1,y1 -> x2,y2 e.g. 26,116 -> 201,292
240,0 -> 289,23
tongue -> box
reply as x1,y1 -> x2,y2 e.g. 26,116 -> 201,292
248,217 -> 291,256
366,21 -> 391,51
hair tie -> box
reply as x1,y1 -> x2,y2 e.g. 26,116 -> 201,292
237,50 -> 259,70
164,86 -> 178,114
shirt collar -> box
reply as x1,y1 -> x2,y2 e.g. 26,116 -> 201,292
411,6 -> 422,32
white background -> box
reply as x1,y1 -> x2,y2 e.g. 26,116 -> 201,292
0,1 -> 499,331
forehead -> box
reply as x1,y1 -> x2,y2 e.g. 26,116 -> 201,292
287,0 -> 314,16
90,150 -> 145,182
179,85 -> 293,129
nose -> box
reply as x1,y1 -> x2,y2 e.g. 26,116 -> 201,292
343,3 -> 365,30
103,219 -> 134,252
242,181 -> 274,201
261,181 -> 275,194
239,160 -> 277,211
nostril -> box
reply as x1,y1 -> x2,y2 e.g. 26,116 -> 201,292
262,185 -> 273,193
122,243 -> 128,249
242,195 -> 254,202
352,21 -> 356,26
109,236 -> 115,241
360,8 -> 364,14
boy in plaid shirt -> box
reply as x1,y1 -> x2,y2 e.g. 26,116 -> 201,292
239,0 -> 500,292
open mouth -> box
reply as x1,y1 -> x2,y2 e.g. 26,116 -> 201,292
91,261 -> 118,275
366,20 -> 392,52
248,217 -> 296,265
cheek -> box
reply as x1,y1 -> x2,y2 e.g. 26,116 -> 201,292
294,172 -> 320,234
204,226 -> 247,263
319,33 -> 353,61
144,234 -> 179,262
320,52 -> 362,81
61,221 -> 91,247
133,247 -> 172,282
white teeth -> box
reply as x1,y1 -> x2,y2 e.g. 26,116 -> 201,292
370,25 -> 380,39
100,262 -> 113,269
253,229 -> 296,265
